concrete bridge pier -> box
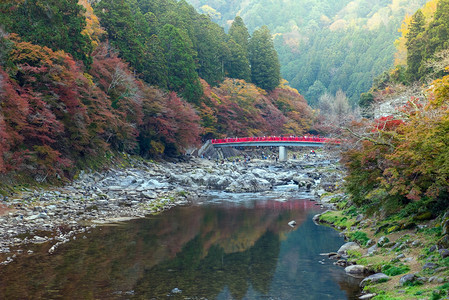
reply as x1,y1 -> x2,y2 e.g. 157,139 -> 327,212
279,146 -> 287,161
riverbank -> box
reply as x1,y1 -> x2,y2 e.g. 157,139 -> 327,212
0,149 -> 342,266
314,196 -> 449,299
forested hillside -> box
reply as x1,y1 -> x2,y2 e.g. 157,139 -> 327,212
0,0 -> 312,183
187,0 -> 428,105
342,0 -> 449,218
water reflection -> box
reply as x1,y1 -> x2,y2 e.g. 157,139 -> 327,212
0,199 -> 360,299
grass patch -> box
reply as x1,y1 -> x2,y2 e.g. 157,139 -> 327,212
382,264 -> 410,276
318,210 -> 356,229
349,231 -> 370,246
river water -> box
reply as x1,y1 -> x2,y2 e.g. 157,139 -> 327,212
0,191 -> 361,299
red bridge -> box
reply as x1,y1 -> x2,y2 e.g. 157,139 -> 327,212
210,136 -> 340,161
211,136 -> 339,145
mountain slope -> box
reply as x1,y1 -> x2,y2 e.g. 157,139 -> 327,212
187,0 -> 428,105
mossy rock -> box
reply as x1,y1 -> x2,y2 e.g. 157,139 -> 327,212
437,235 -> 449,249
387,225 -> 400,234
415,211 -> 433,221
375,223 -> 391,235
442,219 -> 449,236
400,221 -> 416,230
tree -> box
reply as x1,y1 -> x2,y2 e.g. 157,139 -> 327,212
159,24 -> 203,104
248,26 -> 281,91
424,0 -> 449,69
0,0 -> 93,68
94,0 -> 146,73
229,16 -> 250,54
224,39 -> 251,81
194,15 -> 227,85
405,9 -> 426,82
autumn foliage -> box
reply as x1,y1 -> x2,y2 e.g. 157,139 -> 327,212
0,36 -> 202,180
199,79 -> 312,139
0,32 -> 313,182
343,81 -> 449,216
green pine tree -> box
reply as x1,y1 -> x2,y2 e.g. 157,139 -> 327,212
159,24 -> 203,104
248,26 -> 281,91
0,0 -> 92,68
224,39 -> 251,81
425,0 -> 449,61
405,9 -> 426,82
229,16 -> 250,54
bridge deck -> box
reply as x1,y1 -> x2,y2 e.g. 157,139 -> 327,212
211,136 -> 339,147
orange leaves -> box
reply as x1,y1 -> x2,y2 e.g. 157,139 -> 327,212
198,78 -> 312,138
344,80 -> 449,208
374,116 -> 405,132
78,0 -> 105,48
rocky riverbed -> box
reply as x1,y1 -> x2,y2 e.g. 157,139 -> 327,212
0,151 -> 344,266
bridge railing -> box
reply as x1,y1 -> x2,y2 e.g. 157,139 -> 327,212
211,136 -> 340,144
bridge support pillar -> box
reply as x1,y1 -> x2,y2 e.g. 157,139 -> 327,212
279,146 -> 287,161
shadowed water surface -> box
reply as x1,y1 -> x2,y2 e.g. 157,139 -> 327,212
0,197 -> 361,299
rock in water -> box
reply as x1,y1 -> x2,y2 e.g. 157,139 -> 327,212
344,265 -> 367,276
288,220 -> 297,227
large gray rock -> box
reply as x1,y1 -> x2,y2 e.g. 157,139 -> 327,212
367,244 -> 378,255
338,242 -> 361,255
377,236 -> 389,247
399,274 -> 416,286
439,249 -> 449,259
225,174 -> 272,192
360,273 -> 389,287
423,262 -> 439,270
345,265 -> 367,276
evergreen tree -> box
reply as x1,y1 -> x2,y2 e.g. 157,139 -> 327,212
224,39 -> 251,81
95,0 -> 145,71
248,26 -> 281,91
143,35 -> 169,88
229,16 -> 250,54
405,9 -> 426,82
0,0 -> 92,68
159,24 -> 203,104
194,15 -> 227,85
425,0 -> 449,61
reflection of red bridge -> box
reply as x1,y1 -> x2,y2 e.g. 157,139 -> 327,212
253,199 -> 318,211
210,136 -> 340,161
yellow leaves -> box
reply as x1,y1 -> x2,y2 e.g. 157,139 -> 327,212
427,74 -> 449,108
78,0 -> 105,48
394,0 -> 439,66
394,14 -> 412,66
329,19 -> 348,31
150,140 -> 165,156
83,72 -> 94,87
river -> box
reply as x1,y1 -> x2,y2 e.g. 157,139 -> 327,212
0,189 -> 361,299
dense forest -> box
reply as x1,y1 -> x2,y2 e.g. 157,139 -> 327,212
0,0 -> 312,183
342,0 -> 449,218
187,0 -> 429,106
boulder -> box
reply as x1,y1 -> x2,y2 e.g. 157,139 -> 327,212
360,273 -> 389,287
338,242 -> 361,255
367,244 -> 378,255
422,262 -> 439,270
439,249 -> 449,259
345,265 -> 367,276
377,236 -> 389,247
288,220 -> 297,227
399,274 -> 416,286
